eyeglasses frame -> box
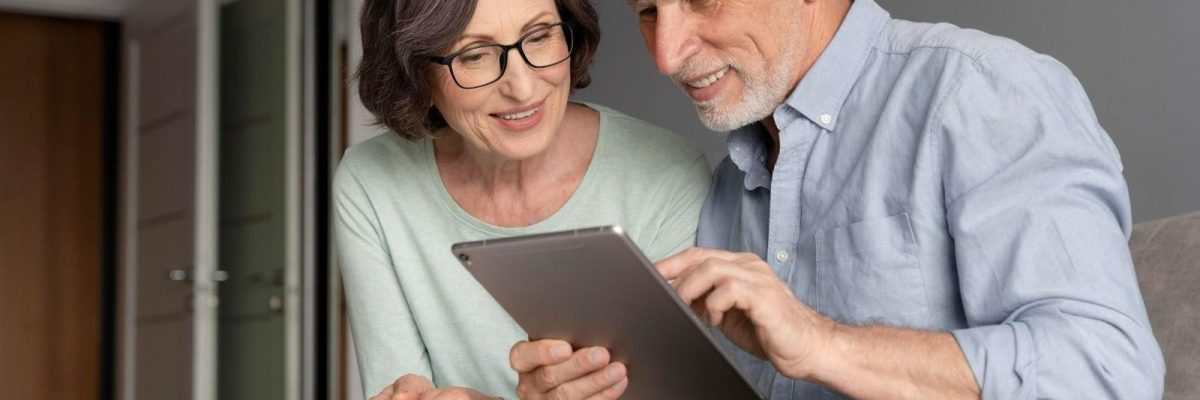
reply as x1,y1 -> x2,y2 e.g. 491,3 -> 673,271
427,21 -> 576,89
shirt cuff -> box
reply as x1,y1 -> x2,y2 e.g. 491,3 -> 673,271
952,322 -> 1037,400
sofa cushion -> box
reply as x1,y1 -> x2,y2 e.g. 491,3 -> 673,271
1130,211 -> 1200,400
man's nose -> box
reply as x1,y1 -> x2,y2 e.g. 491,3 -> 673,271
652,8 -> 700,77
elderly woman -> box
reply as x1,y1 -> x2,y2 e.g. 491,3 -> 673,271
334,0 -> 710,398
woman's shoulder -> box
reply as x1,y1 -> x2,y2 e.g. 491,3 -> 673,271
334,132 -> 429,189
584,102 -> 706,168
341,131 -> 428,169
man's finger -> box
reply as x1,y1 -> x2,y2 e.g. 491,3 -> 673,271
655,247 -> 739,280
524,347 -> 612,393
704,279 -> 751,326
674,258 -> 756,303
510,339 -> 573,373
733,252 -> 774,274
689,292 -> 710,322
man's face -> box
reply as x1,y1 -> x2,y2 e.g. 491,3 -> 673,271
631,0 -> 809,131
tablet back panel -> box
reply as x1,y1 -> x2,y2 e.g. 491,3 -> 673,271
453,226 -> 763,400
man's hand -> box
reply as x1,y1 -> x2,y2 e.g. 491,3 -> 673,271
509,339 -> 629,400
656,247 -> 836,379
370,374 -> 499,400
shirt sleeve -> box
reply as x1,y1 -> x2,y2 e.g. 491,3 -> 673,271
645,154 -> 713,262
333,160 -> 433,395
936,50 -> 1165,399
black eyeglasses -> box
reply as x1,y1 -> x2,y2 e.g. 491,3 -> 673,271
429,22 -> 575,89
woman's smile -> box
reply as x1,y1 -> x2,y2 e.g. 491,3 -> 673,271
490,99 -> 546,131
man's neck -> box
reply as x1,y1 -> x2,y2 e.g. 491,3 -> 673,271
763,117 -> 782,173
760,0 -> 853,173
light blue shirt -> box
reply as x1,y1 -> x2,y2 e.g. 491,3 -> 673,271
696,0 -> 1165,398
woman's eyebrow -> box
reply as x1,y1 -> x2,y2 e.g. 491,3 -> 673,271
518,11 -> 557,32
456,11 -> 557,44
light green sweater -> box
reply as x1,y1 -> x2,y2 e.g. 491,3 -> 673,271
333,104 -> 711,397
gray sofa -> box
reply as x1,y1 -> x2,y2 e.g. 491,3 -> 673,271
1130,211 -> 1200,399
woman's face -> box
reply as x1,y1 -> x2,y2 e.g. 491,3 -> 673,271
429,0 -> 573,161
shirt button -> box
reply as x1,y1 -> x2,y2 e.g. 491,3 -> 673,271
775,250 -> 790,263
820,113 -> 833,125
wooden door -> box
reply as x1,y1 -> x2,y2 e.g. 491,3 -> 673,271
0,12 -> 110,400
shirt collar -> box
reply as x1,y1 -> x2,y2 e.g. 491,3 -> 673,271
782,0 -> 891,131
726,0 -> 891,187
727,124 -> 772,190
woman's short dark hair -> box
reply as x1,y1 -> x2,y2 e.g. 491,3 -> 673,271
355,0 -> 600,140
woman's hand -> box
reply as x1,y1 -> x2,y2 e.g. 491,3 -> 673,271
371,374 -> 501,400
509,340 -> 628,400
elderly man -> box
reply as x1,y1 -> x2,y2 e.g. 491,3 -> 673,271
509,0 -> 1165,398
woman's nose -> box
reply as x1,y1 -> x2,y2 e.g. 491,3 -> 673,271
496,53 -> 537,102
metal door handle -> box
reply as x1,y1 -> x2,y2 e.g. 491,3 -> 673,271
166,269 -> 227,282
168,269 -> 191,281
268,295 -> 284,313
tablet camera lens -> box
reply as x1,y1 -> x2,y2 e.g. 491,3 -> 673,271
458,253 -> 469,262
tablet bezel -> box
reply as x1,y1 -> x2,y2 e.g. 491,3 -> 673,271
452,226 -> 764,400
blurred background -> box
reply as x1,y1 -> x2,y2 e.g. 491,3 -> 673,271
0,0 -> 1196,399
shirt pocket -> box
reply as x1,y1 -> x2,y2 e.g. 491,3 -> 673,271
815,212 -> 929,327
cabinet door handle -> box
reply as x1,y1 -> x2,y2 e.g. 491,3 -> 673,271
268,295 -> 284,313
168,269 -> 191,282
167,269 -> 228,282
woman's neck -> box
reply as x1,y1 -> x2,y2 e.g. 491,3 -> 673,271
433,103 -> 599,227
436,135 -> 557,193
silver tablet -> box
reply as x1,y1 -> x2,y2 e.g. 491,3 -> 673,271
452,226 -> 763,400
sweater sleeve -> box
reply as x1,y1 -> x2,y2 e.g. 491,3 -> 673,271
333,160 -> 432,395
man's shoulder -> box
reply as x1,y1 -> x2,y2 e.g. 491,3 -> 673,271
878,19 -> 1041,66
874,18 -> 1081,106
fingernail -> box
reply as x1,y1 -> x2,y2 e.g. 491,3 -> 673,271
589,348 -> 605,365
551,344 -> 571,360
605,363 -> 624,380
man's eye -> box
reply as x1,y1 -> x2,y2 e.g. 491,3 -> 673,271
638,6 -> 658,20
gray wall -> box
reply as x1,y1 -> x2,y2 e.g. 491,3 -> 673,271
573,2 -> 728,168
576,0 -> 1200,223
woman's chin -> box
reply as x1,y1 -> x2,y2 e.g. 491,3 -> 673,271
487,118 -> 562,161
490,137 -> 554,162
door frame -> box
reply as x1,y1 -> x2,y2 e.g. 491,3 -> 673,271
116,0 -> 328,398
116,1 -> 220,399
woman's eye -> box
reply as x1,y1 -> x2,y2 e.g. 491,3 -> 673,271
528,32 -> 550,44
460,52 -> 486,64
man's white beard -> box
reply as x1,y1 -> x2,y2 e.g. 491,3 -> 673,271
691,55 -> 793,132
